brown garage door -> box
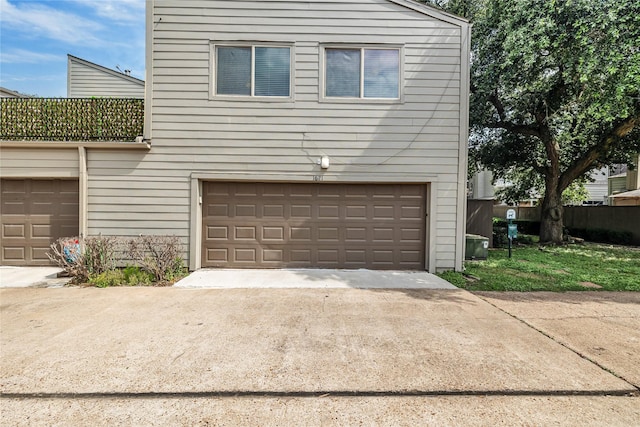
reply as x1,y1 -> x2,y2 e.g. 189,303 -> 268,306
202,182 -> 426,269
1,179 -> 79,266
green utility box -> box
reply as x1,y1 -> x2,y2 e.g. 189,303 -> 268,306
465,234 -> 489,260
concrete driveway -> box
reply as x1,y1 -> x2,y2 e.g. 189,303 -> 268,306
1,286 -> 638,425
476,291 -> 640,389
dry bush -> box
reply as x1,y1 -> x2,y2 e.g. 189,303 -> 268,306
47,235 -> 123,283
127,235 -> 185,283
47,237 -> 87,283
84,235 -> 122,275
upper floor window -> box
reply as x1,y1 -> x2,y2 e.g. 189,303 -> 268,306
323,46 -> 401,100
214,44 -> 292,98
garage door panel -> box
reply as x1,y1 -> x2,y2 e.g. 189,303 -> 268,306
31,247 -> 51,263
3,223 -> 25,238
208,204 -> 228,217
318,227 -> 339,241
207,248 -> 228,262
318,205 -> 339,219
202,182 -> 426,269
3,247 -> 25,261
207,226 -> 228,240
290,227 -> 311,241
1,179 -> 79,266
234,226 -> 256,240
263,249 -> 283,262
235,204 -> 257,217
235,248 -> 257,262
291,205 -> 312,218
31,224 -> 52,238
263,204 -> 284,217
2,201 -> 26,215
263,226 -> 284,241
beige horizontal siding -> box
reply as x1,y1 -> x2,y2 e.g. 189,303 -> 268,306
0,148 -> 78,178
68,59 -> 144,99
87,0 -> 466,271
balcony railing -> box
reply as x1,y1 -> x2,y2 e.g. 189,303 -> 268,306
0,98 -> 144,142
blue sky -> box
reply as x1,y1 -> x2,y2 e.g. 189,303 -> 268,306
0,0 -> 145,97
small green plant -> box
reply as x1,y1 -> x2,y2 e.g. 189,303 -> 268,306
122,266 -> 154,286
89,270 -> 125,288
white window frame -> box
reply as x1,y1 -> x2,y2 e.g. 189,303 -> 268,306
210,42 -> 295,102
319,44 -> 404,104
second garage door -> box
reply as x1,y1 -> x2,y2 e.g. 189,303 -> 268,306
202,182 -> 426,270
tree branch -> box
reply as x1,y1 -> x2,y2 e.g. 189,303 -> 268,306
488,90 -> 506,120
486,121 -> 541,138
559,112 -> 640,191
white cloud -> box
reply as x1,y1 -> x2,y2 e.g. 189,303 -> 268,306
72,0 -> 145,23
0,0 -> 103,45
0,48 -> 62,64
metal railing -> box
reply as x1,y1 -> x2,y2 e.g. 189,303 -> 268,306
0,98 -> 144,142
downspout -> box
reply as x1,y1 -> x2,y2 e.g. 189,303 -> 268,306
455,22 -> 472,271
78,146 -> 88,238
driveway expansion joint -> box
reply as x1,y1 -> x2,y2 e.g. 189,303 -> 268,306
2,390 -> 639,400
474,293 -> 640,392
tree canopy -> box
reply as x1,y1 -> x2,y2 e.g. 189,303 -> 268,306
426,0 -> 640,242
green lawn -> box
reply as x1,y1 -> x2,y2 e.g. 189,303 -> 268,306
439,242 -> 640,292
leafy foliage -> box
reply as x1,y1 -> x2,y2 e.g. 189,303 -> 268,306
429,0 -> 640,242
0,98 -> 144,142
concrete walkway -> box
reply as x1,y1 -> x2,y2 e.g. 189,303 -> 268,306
1,287 -> 638,425
0,266 -> 69,288
174,268 -> 457,289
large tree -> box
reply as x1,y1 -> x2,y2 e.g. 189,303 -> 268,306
427,0 -> 640,242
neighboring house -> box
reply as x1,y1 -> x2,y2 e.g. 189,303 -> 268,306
0,87 -> 32,98
609,154 -> 640,206
67,54 -> 144,98
1,0 -> 471,272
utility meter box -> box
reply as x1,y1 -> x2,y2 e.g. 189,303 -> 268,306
465,234 -> 489,260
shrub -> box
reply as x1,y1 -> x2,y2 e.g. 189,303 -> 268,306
607,230 -> 633,245
122,266 -> 154,286
493,218 -> 541,235
127,235 -> 187,283
47,237 -> 88,283
516,234 -> 536,245
48,235 -> 123,284
89,270 -> 125,288
50,234 -> 188,286
84,235 -> 122,275
567,227 -> 633,245
493,226 -> 508,248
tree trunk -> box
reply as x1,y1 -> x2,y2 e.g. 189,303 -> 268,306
539,184 -> 564,243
